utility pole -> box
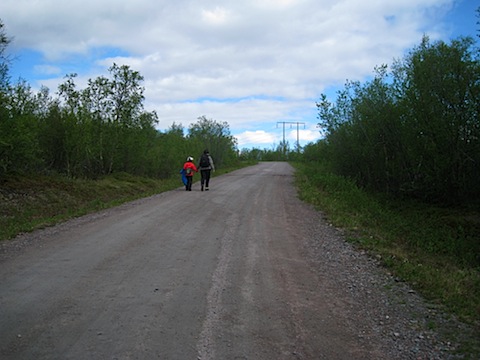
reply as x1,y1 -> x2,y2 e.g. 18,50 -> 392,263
277,121 -> 306,155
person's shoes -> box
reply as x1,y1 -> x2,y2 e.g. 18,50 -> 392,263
201,185 -> 204,191
205,187 -> 209,191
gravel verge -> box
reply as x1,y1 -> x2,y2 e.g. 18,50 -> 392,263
301,207 -> 478,359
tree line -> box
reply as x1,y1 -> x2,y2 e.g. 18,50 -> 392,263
0,21 -> 238,179
2,16 -> 480,206
306,34 -> 479,205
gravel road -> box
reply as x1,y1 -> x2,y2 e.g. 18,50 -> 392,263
0,162 -> 466,359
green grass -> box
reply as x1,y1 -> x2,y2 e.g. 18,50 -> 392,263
293,161 -> 480,357
0,172 -> 175,241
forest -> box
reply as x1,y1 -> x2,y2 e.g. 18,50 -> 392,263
0,46 -> 239,178
305,35 -> 480,205
1,19 -> 479,206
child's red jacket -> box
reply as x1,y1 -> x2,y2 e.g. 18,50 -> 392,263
183,162 -> 197,176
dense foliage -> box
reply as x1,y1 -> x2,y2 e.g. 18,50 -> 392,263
239,140 -> 304,162
312,35 -> 480,205
0,21 -> 238,179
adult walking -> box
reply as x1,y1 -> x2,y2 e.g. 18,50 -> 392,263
198,149 -> 215,191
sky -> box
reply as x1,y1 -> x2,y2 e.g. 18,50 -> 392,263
1,0 -> 478,150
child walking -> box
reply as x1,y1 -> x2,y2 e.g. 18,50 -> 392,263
183,156 -> 197,191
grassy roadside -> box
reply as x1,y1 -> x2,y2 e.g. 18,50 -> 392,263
0,162 -> 254,242
0,172 -> 177,241
293,161 -> 479,356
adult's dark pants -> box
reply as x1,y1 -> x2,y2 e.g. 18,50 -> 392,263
200,169 -> 211,188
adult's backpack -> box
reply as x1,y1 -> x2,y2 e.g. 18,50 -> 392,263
200,154 -> 210,168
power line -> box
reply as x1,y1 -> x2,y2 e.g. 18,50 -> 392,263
277,121 -> 306,152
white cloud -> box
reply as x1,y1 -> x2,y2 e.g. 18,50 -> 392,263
201,7 -> 231,25
236,130 -> 277,148
1,0 -> 461,148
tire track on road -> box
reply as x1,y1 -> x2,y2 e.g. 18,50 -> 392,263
196,213 -> 239,360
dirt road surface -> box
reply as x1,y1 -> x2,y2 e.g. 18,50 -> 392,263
0,162 -> 455,359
